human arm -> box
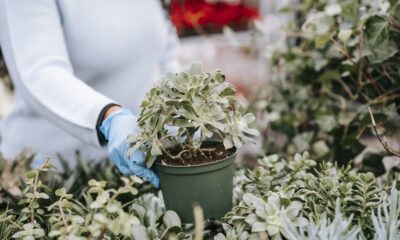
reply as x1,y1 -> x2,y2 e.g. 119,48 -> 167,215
0,0 -> 115,146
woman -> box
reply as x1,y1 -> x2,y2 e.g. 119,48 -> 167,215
0,0 -> 180,187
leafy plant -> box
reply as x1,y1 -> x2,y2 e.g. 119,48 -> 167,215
248,0 -> 400,173
128,62 -> 258,167
0,151 -> 155,214
280,182 -> 400,240
223,152 -> 392,239
0,154 -> 191,239
0,210 -> 24,240
225,190 -> 307,240
12,223 -> 45,240
2,150 -> 400,239
0,151 -> 35,210
213,223 -> 258,240
281,201 -> 363,240
19,160 -> 53,224
238,152 -> 316,196
371,182 -> 400,239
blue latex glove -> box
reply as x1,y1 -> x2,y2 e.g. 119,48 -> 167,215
100,109 -> 159,188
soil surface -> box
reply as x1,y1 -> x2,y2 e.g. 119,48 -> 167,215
159,146 -> 235,166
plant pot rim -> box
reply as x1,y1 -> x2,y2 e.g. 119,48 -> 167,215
155,140 -> 236,168
155,140 -> 236,174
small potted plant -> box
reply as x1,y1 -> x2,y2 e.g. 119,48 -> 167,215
128,62 -> 258,222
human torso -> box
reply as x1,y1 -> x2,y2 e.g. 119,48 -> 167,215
0,0 -> 169,165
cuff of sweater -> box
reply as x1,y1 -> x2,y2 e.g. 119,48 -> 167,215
96,103 -> 121,146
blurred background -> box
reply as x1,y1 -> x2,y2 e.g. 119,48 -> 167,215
0,0 -> 276,118
1,0 -> 400,173
0,0 -> 284,120
0,0 -> 285,163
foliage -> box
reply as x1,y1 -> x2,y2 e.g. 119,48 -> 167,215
280,182 -> 400,240
223,152 -> 396,239
2,1 -> 400,239
0,156 -> 189,239
281,202 -> 363,240
370,182 -> 400,239
128,62 -> 258,167
225,190 -> 307,240
253,0 -> 400,172
2,151 -> 400,239
0,152 -> 154,211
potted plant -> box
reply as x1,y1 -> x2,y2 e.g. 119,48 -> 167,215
128,62 -> 258,222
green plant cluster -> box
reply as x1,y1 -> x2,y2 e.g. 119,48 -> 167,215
2,152 -> 400,239
254,0 -> 400,172
128,63 -> 258,167
0,159 -> 189,240
223,153 -> 400,240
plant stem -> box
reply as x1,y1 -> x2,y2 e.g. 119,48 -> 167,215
7,219 -> 22,229
99,227 -> 106,240
58,200 -> 68,228
357,28 -> 364,85
368,107 -> 400,158
169,149 -> 190,163
110,189 -> 122,202
336,78 -> 357,100
30,160 -> 49,223
31,170 -> 39,223
331,38 -> 356,65
198,149 -> 208,158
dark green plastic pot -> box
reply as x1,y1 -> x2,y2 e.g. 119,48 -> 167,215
155,141 -> 236,223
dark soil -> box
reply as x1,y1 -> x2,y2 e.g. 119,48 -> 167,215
159,146 -> 235,166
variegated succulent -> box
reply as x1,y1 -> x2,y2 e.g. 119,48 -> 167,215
128,62 -> 259,166
225,189 -> 307,240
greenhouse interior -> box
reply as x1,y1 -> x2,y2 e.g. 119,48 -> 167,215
1,0 -> 400,239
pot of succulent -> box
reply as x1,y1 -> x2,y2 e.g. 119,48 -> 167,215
128,62 -> 258,223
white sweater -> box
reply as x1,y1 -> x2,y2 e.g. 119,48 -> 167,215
0,0 -> 179,166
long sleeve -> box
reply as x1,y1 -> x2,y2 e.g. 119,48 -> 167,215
0,0 -> 115,147
159,18 -> 180,75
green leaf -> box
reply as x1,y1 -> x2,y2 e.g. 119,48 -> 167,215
55,188 -> 67,197
106,202 -> 121,213
88,187 -> 103,194
242,113 -> 255,125
312,140 -> 330,158
316,15 -> 335,35
223,137 -> 234,149
214,233 -> 227,240
338,29 -> 352,43
341,0 -> 359,25
364,16 -> 398,63
131,225 -> 150,240
316,115 -> 337,132
315,33 -> 333,49
38,192 -> 49,199
173,118 -> 193,128
325,3 -> 342,16
163,211 -> 181,228
150,142 -> 162,156
317,70 -> 340,82
338,112 -> 357,125
251,222 -> 267,232
25,171 -> 37,179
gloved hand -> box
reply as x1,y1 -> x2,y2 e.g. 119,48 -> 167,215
100,109 -> 159,188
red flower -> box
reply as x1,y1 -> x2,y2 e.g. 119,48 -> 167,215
171,0 -> 259,34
